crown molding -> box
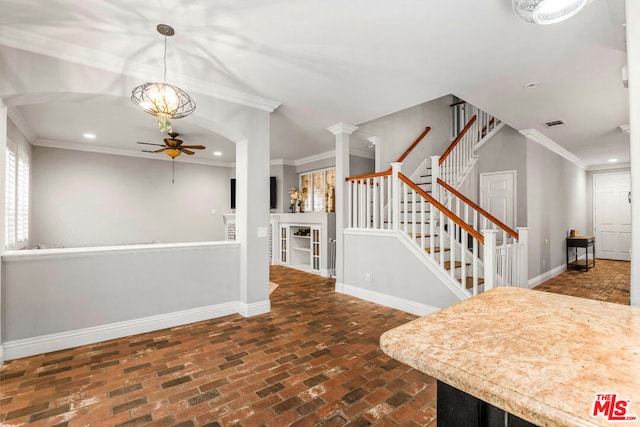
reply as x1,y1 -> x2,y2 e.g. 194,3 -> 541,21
270,159 -> 296,167
327,123 -> 358,135
292,150 -> 336,166
350,146 -> 375,159
519,129 -> 586,170
620,124 -> 630,135
7,107 -> 37,143
586,162 -> 630,171
0,27 -> 281,113
33,139 -> 235,167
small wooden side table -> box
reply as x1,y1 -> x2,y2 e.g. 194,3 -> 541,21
566,235 -> 595,272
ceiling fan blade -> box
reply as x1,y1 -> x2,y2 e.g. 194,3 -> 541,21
137,142 -> 166,147
180,148 -> 196,155
181,145 -> 206,150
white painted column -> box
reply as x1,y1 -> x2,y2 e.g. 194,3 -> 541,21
328,123 -> 358,288
516,227 -> 530,288
368,136 -> 382,172
236,111 -> 271,316
483,229 -> 497,291
627,0 -> 640,307
0,99 -> 6,365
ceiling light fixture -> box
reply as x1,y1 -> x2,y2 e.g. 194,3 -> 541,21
513,0 -> 589,25
131,24 -> 196,133
609,158 -> 619,163
213,151 -> 222,156
523,81 -> 541,89
83,133 -> 96,139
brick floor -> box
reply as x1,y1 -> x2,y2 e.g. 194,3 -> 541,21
533,259 -> 630,305
0,266 -> 436,426
0,261 -> 629,426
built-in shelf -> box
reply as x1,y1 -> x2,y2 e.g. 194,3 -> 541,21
280,223 -> 322,275
293,247 -> 311,252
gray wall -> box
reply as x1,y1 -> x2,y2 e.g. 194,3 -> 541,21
2,242 -> 240,348
356,95 -> 452,175
344,232 -> 462,310
526,142 -> 587,279
31,147 -> 231,248
586,167 -> 631,235
476,126 -> 528,228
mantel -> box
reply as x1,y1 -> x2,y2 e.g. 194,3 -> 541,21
380,287 -> 640,426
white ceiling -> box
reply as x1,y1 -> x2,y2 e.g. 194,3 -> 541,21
0,0 -> 630,167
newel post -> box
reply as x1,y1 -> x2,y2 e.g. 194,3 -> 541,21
517,227 -> 530,288
391,162 -> 402,231
431,155 -> 441,201
482,229 -> 497,291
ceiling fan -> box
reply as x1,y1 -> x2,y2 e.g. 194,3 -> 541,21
137,132 -> 206,183
137,132 -> 206,159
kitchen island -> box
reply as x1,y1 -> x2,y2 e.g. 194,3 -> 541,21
380,287 -> 640,426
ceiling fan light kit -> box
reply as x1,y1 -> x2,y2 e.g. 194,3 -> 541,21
513,0 -> 589,24
131,24 -> 196,132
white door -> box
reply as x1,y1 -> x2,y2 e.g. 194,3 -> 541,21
480,171 -> 516,230
594,172 -> 631,261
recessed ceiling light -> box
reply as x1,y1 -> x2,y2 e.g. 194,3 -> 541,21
609,158 -> 619,163
83,133 -> 96,139
213,151 -> 222,156
524,81 -> 541,89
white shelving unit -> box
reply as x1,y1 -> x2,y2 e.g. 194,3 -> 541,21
279,224 -> 322,274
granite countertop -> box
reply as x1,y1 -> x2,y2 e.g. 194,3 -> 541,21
380,287 -> 640,426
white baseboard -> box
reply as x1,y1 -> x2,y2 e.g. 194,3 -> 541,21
528,264 -> 566,288
0,344 -> 5,367
337,283 -> 440,317
3,302 -> 239,361
238,300 -> 271,317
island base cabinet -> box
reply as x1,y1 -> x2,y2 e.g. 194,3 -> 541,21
437,381 -> 536,427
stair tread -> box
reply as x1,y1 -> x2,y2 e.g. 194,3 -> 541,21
459,277 -> 485,288
442,260 -> 471,270
425,247 -> 450,253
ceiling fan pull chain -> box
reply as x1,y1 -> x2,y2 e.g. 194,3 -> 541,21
172,158 -> 175,184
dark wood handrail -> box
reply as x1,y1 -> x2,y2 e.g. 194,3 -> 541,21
437,178 -> 519,240
395,126 -> 431,164
398,173 -> 484,244
345,170 -> 392,182
439,115 -> 477,166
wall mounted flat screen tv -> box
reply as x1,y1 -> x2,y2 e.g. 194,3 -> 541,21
231,177 -> 276,209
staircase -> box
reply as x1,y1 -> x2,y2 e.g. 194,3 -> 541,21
345,101 -> 526,298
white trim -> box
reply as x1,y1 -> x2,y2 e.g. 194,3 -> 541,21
0,345 -> 5,367
519,129 -> 587,170
2,241 -> 240,262
293,150 -> 336,166
337,283 -> 440,316
2,302 -> 239,361
474,122 -> 505,151
344,229 -> 397,237
0,28 -> 281,113
7,107 -> 37,143
350,147 -> 375,159
587,162 -> 630,171
270,159 -> 296,167
238,300 -> 271,317
620,124 -> 630,135
527,263 -> 566,288
33,138 -> 236,167
327,123 -> 358,135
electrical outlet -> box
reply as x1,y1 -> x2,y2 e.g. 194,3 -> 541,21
211,209 -> 216,215
542,260 -> 546,267
365,273 -> 371,282
544,239 -> 549,244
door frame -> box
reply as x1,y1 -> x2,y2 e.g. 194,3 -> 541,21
592,171 -> 631,260
479,170 -> 517,229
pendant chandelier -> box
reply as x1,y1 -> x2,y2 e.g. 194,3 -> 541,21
131,24 -> 196,132
513,0 -> 589,25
